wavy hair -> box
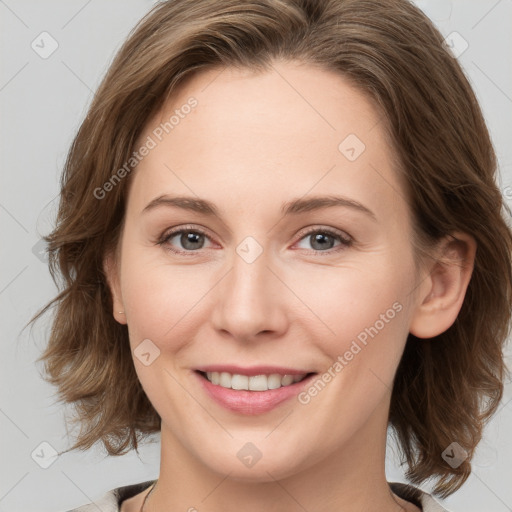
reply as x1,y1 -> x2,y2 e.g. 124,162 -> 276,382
31,0 -> 512,498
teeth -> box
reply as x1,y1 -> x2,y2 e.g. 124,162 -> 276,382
204,371 -> 307,391
267,374 -> 282,389
231,374 -> 249,390
248,375 -> 267,391
281,374 -> 294,386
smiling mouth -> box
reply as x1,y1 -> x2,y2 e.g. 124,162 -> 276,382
196,370 -> 315,391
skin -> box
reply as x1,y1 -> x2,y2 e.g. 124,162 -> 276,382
104,60 -> 476,512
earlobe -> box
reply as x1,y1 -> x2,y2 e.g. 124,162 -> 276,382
409,232 -> 476,339
103,251 -> 127,325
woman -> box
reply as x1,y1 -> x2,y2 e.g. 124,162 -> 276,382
33,0 -> 512,511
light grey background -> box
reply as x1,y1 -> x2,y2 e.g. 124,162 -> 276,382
1,1 -> 511,511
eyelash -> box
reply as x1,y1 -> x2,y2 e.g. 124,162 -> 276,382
157,224 -> 353,256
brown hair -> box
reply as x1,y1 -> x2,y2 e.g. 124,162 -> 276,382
31,0 -> 512,498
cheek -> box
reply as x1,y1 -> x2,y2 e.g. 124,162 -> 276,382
296,256 -> 413,355
118,237 -> 205,344
292,263 -> 413,435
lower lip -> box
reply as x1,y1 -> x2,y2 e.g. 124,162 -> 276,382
195,371 -> 316,415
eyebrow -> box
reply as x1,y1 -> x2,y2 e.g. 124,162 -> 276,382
142,194 -> 377,221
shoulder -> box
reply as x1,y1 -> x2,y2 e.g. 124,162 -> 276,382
389,481 -> 453,512
65,480 -> 156,512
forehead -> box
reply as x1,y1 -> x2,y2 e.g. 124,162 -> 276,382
154,61 -> 384,154
127,61 -> 406,224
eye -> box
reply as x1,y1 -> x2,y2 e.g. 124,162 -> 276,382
294,227 -> 353,254
157,225 -> 213,255
157,225 -> 353,255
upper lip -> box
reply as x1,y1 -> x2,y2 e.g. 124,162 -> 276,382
195,365 -> 315,377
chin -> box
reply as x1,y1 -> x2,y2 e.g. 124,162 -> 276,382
195,440 -> 313,483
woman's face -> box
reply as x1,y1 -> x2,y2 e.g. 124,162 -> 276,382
109,61 -> 426,480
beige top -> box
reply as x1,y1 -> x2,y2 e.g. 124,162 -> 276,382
66,480 -> 451,511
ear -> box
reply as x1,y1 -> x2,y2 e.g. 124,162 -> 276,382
103,249 -> 127,325
409,232 -> 476,338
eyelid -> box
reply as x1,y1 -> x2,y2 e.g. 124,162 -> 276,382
160,223 -> 212,238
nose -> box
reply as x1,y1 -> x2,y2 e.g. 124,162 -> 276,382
210,245 -> 289,342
